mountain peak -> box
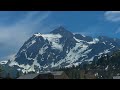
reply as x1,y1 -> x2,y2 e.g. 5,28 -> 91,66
56,26 -> 66,31
50,26 -> 69,33
50,26 -> 73,38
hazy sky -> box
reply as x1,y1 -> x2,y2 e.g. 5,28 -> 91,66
0,11 -> 120,61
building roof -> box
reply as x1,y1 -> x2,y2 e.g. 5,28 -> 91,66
17,71 -> 66,79
17,73 -> 39,79
51,71 -> 64,75
113,76 -> 120,79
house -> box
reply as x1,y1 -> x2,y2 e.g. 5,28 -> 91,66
113,76 -> 120,79
84,73 -> 96,79
84,70 -> 96,79
17,71 -> 69,79
51,71 -> 69,79
17,73 -> 54,79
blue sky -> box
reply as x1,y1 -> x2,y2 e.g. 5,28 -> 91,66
0,11 -> 120,61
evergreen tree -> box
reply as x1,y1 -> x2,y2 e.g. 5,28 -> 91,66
16,71 -> 21,78
6,73 -> 12,79
0,65 -> 3,78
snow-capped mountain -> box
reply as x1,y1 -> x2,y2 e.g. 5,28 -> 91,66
7,26 -> 120,73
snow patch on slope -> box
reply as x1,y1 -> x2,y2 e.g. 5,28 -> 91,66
74,37 -> 99,45
31,40 -> 36,44
102,42 -> 106,45
26,40 -> 36,49
82,34 -> 86,37
35,33 -> 63,51
110,43 -> 115,49
95,49 -> 111,59
65,43 -> 88,64
51,42 -> 91,68
73,37 -> 84,42
9,55 -> 41,73
87,38 -> 99,44
34,33 -> 62,40
104,49 -> 110,53
51,42 -> 63,51
27,59 -> 40,73
39,46 -> 48,55
84,57 -> 94,62
0,60 -> 8,65
9,60 -> 31,73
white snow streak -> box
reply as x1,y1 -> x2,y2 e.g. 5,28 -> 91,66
87,38 -> 99,44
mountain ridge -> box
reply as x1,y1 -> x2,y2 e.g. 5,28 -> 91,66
3,26 -> 120,74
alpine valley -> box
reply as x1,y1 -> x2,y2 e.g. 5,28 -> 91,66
1,26 -> 120,77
